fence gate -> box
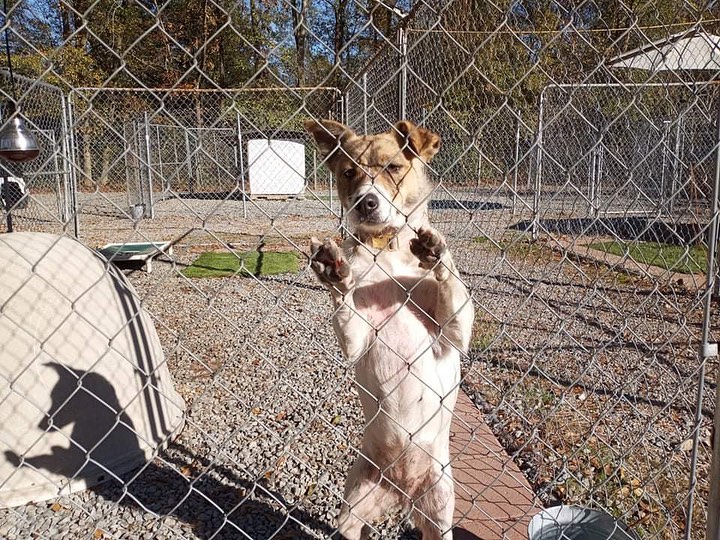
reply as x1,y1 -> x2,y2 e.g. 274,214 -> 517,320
0,71 -> 74,234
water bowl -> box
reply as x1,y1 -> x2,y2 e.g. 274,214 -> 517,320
528,505 -> 639,540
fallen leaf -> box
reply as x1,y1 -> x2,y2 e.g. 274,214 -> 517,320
251,407 -> 262,415
680,439 -> 694,452
331,415 -> 343,425
50,502 -> 63,512
275,411 -> 288,422
305,483 -> 317,497
93,530 -> 105,539
180,465 -> 193,477
639,499 -> 659,514
634,488 -> 644,497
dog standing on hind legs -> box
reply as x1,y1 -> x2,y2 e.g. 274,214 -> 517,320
306,118 -> 474,540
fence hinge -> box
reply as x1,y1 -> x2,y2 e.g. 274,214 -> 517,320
701,342 -> 718,359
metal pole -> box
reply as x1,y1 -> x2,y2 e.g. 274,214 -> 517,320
476,147 -> 482,188
184,128 -> 192,193
343,91 -> 349,127
1,175 -> 13,232
659,120 -> 670,214
123,121 -> 132,214
703,104 -> 720,540
512,116 -> 521,216
595,143 -> 604,218
588,132 -> 598,218
671,116 -> 682,215
339,94 -> 345,126
58,94 -> 71,225
397,28 -> 407,120
155,124 -> 163,193
143,111 -> 154,218
50,131 -> 62,220
532,87 -> 547,240
312,148 -> 317,192
363,72 -> 368,135
236,112 -> 247,219
65,93 -> 79,238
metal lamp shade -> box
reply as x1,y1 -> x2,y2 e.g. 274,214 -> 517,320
0,116 -> 39,162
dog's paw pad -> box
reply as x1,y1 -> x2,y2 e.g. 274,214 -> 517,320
310,238 -> 352,286
410,226 -> 446,266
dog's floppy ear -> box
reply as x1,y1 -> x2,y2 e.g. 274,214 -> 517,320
394,120 -> 441,163
304,119 -> 356,161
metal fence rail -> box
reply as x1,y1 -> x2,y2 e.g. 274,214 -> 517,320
0,1 -> 718,539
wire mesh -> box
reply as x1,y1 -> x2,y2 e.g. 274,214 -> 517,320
68,87 -> 340,222
0,70 -> 73,234
537,83 -> 719,220
0,1 -> 719,539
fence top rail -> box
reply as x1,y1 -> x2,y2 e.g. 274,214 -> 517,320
544,81 -> 720,90
0,69 -> 64,94
70,86 -> 341,95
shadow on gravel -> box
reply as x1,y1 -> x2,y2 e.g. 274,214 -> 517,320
5,366 -> 335,539
94,442 -> 337,539
4,367 -> 431,539
510,216 -> 706,245
177,190 -> 250,201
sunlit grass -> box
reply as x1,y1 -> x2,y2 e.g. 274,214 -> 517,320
588,241 -> 707,274
182,250 -> 299,278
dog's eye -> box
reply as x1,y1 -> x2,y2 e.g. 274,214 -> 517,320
343,168 -> 355,179
386,164 -> 402,174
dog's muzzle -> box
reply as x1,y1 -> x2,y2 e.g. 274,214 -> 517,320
354,192 -> 379,217
349,184 -> 396,227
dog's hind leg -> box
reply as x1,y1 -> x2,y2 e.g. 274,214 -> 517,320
410,226 -> 474,355
336,455 -> 399,540
413,463 -> 455,540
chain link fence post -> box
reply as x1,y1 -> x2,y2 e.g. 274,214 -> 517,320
703,102 -> 720,540
397,27 -> 407,121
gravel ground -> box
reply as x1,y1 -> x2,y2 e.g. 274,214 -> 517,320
1,189 -> 716,539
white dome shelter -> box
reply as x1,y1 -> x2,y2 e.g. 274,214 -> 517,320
0,232 -> 185,508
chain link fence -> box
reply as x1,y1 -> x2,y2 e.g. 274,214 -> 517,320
0,70 -> 74,234
68,87 -> 340,223
1,1 -> 720,539
536,83 -> 719,220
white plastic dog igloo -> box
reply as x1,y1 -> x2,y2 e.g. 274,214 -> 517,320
0,232 -> 185,507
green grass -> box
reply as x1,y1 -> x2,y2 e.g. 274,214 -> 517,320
182,250 -> 299,279
588,240 -> 707,274
472,235 -> 490,244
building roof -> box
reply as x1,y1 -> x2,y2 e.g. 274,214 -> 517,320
609,29 -> 720,72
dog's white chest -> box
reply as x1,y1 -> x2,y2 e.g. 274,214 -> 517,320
350,249 -> 433,335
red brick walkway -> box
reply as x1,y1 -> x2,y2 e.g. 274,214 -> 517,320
451,391 -> 540,539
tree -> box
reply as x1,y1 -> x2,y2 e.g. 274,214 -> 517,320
290,0 -> 308,85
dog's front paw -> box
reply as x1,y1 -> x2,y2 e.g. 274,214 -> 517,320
410,226 -> 446,266
310,237 -> 354,293
410,226 -> 451,280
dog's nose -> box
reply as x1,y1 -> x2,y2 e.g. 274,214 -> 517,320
356,193 -> 379,215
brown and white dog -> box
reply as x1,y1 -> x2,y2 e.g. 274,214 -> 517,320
306,119 -> 474,540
